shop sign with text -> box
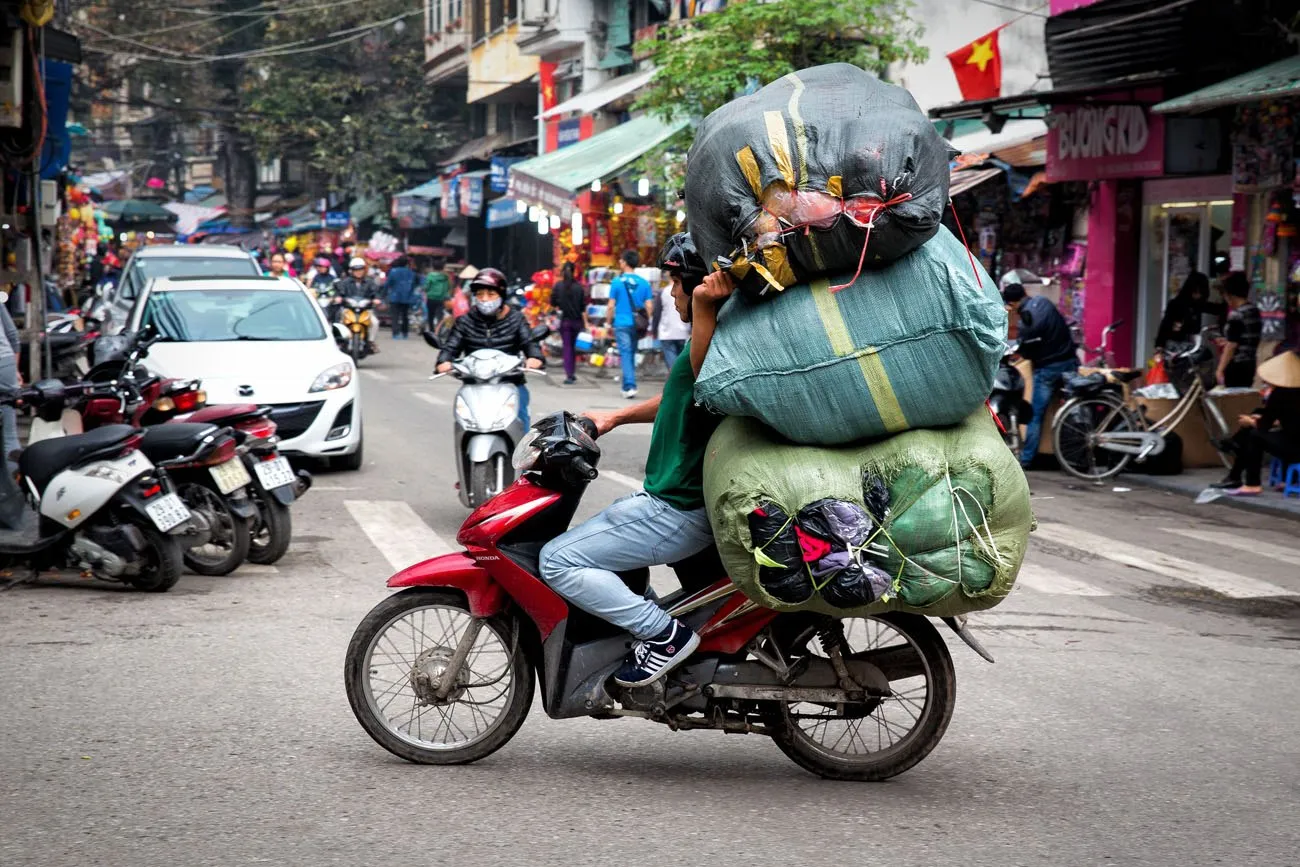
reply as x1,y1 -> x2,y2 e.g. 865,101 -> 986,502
1046,102 -> 1164,183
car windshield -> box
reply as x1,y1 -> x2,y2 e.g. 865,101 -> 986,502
141,289 -> 326,342
132,256 -> 262,280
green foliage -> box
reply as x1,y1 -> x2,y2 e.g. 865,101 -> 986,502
631,0 -> 927,198
241,1 -> 465,194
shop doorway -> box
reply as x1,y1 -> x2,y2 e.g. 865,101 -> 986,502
1137,188 -> 1233,361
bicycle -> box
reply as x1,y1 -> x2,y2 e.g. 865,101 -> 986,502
1051,332 -> 1233,482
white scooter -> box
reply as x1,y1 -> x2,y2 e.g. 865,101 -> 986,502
426,332 -> 547,508
0,389 -> 191,591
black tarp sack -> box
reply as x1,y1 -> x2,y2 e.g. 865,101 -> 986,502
685,63 -> 955,299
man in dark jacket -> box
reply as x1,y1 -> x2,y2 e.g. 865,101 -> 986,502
326,256 -> 384,352
436,267 -> 543,426
1002,280 -> 1078,468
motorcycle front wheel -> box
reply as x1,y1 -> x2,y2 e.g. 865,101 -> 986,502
345,588 -> 534,765
117,518 -> 184,592
763,613 -> 956,781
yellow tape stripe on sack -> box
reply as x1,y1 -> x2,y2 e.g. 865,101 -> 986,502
827,175 -> 843,198
783,72 -> 809,188
762,245 -> 797,288
734,146 -> 763,198
809,278 -> 908,432
764,111 -> 795,187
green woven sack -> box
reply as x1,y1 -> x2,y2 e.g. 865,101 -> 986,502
703,410 -> 1034,618
694,226 -> 1005,445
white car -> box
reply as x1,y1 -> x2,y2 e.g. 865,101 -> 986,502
106,244 -> 263,334
126,275 -> 364,470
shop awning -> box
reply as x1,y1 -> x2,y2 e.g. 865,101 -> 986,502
1153,56 -> 1300,114
540,68 -> 655,120
948,119 -> 1047,156
441,132 -> 510,166
394,178 -> 442,200
507,114 -> 690,217
949,167 -> 1003,198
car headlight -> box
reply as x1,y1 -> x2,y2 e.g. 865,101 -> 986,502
512,429 -> 542,472
309,362 -> 354,393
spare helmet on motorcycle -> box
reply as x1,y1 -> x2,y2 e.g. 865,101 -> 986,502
348,257 -> 367,271
657,232 -> 707,296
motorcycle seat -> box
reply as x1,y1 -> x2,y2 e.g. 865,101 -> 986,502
183,403 -> 264,425
138,423 -> 224,463
19,424 -> 138,492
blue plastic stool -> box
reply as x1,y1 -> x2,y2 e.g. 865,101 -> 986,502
1268,458 -> 1284,487
1284,464 -> 1300,500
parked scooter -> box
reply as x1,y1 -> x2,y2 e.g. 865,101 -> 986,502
0,386 -> 189,591
988,342 -> 1033,454
344,412 -> 989,779
424,327 -> 548,508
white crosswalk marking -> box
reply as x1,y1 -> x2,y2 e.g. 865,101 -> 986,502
360,370 -> 389,381
1014,562 -> 1112,596
236,564 -> 279,575
1160,527 -> 1300,566
599,469 -> 643,491
344,500 -> 453,572
414,392 -> 448,407
1034,523 -> 1298,599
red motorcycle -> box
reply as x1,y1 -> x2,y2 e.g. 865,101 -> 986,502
345,412 -> 990,781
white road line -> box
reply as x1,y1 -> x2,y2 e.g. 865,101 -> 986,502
237,564 -> 279,575
1160,527 -> 1300,566
1034,523 -> 1298,599
361,370 -> 389,381
1014,562 -> 1112,596
414,392 -> 448,407
599,469 -> 643,491
344,500 -> 453,572
311,485 -> 358,492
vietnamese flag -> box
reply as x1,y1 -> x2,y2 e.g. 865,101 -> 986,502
540,61 -> 558,112
947,29 -> 1003,101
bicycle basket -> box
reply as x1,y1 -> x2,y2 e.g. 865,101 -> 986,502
1168,344 -> 1215,393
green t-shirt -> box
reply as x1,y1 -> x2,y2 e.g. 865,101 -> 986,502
424,271 -> 451,301
644,342 -> 722,511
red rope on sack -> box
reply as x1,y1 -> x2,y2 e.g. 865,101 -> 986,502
949,201 -> 983,288
829,222 -> 872,293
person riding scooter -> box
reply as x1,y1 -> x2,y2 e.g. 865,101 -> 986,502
435,268 -> 543,426
538,232 -> 733,689
326,257 -> 383,352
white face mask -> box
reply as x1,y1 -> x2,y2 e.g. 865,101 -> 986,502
474,296 -> 503,316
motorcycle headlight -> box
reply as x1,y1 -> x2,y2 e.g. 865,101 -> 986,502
512,429 -> 543,472
309,362 -> 354,393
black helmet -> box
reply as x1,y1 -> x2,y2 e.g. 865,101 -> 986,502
469,267 -> 508,295
657,232 -> 706,295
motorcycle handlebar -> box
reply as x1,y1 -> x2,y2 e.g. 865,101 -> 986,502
569,458 -> 598,481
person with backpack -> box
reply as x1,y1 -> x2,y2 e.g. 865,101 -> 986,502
605,250 -> 653,398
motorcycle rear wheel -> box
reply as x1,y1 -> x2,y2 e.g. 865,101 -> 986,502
763,613 -> 955,781
345,588 -> 533,765
180,483 -> 251,576
247,492 -> 291,566
119,519 -> 184,592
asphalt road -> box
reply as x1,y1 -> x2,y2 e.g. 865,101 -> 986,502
2,333 -> 1298,867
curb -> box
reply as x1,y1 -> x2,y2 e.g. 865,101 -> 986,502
1123,473 -> 1300,523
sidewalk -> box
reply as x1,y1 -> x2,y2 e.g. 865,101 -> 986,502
1124,467 -> 1300,521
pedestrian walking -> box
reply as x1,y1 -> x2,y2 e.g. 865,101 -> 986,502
652,264 -> 691,372
423,258 -> 452,330
384,256 -> 419,340
552,262 -> 587,384
606,250 -> 653,398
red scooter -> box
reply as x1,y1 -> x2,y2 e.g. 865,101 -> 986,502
345,412 -> 989,781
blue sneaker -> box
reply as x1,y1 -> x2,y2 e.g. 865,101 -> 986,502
613,620 -> 700,688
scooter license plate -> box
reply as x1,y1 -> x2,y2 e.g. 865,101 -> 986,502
146,493 -> 190,532
254,456 -> 296,490
209,457 -> 253,495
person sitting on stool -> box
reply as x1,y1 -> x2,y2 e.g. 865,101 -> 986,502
1213,350 -> 1300,496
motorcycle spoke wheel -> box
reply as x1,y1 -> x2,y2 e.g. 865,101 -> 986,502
346,589 -> 533,765
765,613 -> 954,781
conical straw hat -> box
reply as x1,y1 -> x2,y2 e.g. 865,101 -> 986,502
1258,351 -> 1300,388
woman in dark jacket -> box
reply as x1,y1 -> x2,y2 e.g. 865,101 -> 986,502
384,256 -> 420,340
1155,271 -> 1209,357
551,262 -> 587,385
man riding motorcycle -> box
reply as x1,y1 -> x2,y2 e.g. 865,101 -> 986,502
326,257 -> 384,352
538,233 -> 735,688
435,267 -> 544,426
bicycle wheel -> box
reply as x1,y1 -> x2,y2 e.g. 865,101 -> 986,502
1053,394 -> 1136,481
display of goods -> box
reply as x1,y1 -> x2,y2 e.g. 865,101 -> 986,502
685,63 -> 954,298
694,227 -> 1003,445
703,410 -> 1033,618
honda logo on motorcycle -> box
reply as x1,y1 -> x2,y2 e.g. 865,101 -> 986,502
238,385 -> 255,397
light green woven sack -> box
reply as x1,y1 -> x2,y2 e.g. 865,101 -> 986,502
703,410 -> 1034,618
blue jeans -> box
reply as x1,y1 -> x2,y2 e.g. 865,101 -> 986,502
517,384 -> 530,429
614,326 -> 638,391
660,339 -> 685,372
1022,359 -> 1078,466
539,491 -> 714,638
